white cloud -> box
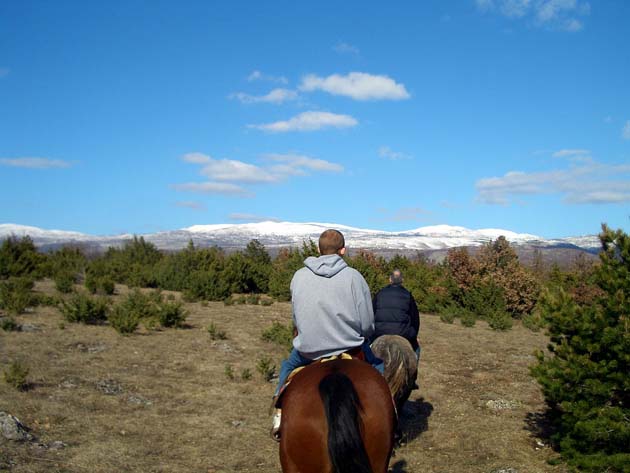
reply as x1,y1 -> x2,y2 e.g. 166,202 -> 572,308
175,201 -> 207,211
247,70 -> 288,84
622,121 -> 630,140
299,72 -> 410,101
265,153 -> 344,173
333,42 -> 360,55
182,152 -> 212,164
552,149 -> 590,158
230,88 -> 299,104
228,213 -> 281,222
201,159 -> 278,183
476,158 -> 630,205
378,146 -> 412,161
475,0 -> 590,32
171,182 -> 251,197
0,157 -> 72,169
182,153 -> 277,183
249,111 -> 358,132
175,151 -> 344,197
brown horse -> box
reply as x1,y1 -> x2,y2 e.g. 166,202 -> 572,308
278,358 -> 396,473
371,335 -> 418,413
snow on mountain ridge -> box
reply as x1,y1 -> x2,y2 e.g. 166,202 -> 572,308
0,223 -> 89,239
184,221 -> 383,236
0,221 -> 601,251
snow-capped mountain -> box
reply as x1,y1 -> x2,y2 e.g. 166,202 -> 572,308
0,222 -> 602,254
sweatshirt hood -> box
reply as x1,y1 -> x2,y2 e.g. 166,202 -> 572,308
304,254 -> 348,278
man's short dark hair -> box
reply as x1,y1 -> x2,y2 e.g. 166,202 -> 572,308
390,269 -> 403,284
319,229 -> 345,255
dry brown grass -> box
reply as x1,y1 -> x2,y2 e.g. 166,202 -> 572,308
0,280 -> 566,473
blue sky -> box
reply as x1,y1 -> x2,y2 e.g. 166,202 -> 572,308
1,0 -> 629,238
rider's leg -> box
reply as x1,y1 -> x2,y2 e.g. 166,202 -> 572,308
274,348 -> 312,397
361,341 -> 384,374
271,348 -> 312,441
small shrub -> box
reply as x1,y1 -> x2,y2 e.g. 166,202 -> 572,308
438,306 -> 457,324
112,289 -> 183,329
35,294 -> 60,307
246,294 -> 260,305
86,274 -> 115,295
234,295 -> 246,305
0,277 -> 35,315
0,317 -> 19,332
223,296 -> 234,306
54,271 -> 75,293
60,292 -> 109,324
261,321 -> 294,352
260,298 -> 274,306
522,311 -> 545,332
4,360 -> 29,391
486,309 -> 513,331
100,277 -> 115,295
256,356 -> 276,382
108,304 -> 140,334
207,322 -> 227,340
166,293 -> 175,301
200,300 -> 209,307
156,301 -> 187,328
460,309 -> 477,327
241,368 -> 252,381
224,364 -> 235,380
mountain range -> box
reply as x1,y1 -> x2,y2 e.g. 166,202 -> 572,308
0,222 -> 601,261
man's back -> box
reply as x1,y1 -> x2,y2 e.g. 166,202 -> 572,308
372,283 -> 419,350
291,253 -> 374,360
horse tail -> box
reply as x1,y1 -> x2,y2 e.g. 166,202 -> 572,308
318,371 -> 373,473
381,341 -> 409,397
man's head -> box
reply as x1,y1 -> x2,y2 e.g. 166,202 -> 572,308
318,229 -> 346,256
390,269 -> 403,285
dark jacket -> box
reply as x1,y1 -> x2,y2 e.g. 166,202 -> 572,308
371,283 -> 419,350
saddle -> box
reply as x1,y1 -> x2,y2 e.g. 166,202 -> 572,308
274,348 -> 365,408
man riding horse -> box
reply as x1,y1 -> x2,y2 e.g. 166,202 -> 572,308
271,229 -> 384,440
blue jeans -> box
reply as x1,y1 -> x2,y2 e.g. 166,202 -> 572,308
274,342 -> 384,396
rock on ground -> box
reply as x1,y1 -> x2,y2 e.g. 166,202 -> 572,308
0,411 -> 34,442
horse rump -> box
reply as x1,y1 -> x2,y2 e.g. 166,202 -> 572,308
318,371 -> 373,473
371,335 -> 418,411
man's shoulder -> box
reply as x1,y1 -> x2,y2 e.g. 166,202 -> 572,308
291,266 -> 310,281
377,284 -> 411,297
344,266 -> 368,282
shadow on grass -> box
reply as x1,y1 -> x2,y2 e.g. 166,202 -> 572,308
398,397 -> 433,443
389,459 -> 409,473
525,409 -> 558,446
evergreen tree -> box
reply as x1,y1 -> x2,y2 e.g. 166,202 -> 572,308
0,236 -> 46,279
531,225 -> 630,472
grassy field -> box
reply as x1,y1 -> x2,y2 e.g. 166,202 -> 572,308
0,281 -> 567,473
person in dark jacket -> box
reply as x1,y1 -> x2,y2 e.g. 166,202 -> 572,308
371,269 -> 420,360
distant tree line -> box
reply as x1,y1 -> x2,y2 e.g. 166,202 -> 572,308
0,232 -> 602,327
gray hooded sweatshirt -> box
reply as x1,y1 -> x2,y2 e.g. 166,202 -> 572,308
290,254 -> 375,360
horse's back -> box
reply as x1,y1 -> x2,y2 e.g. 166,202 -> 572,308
280,359 -> 395,473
